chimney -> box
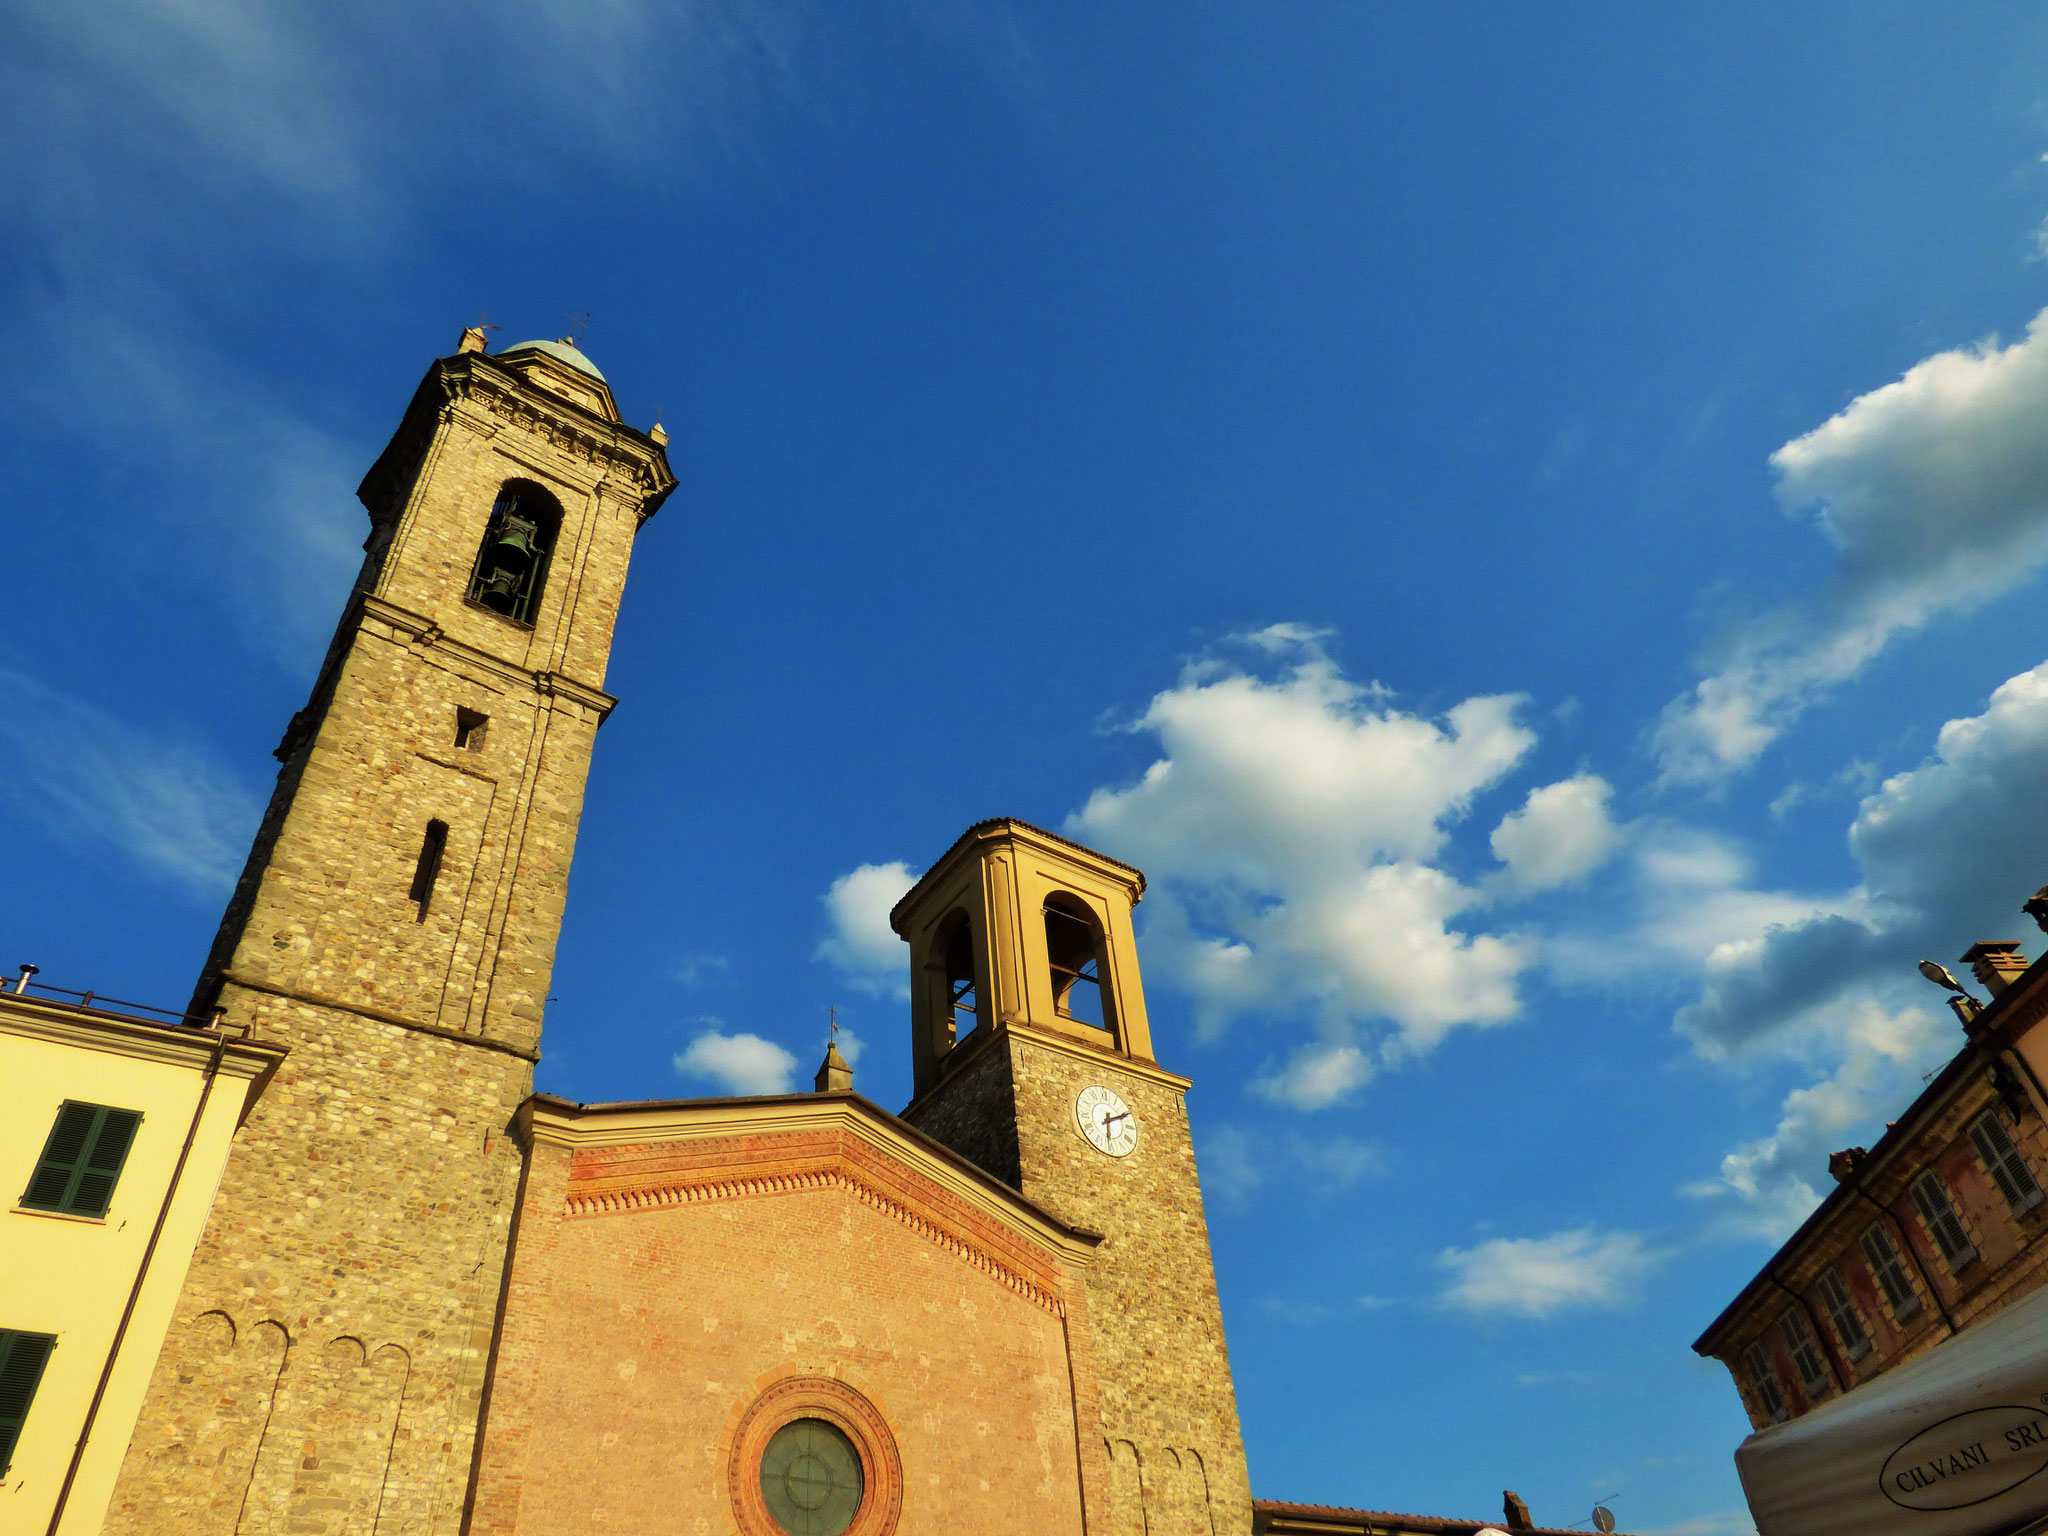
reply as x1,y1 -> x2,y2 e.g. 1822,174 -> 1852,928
1828,1147 -> 1869,1184
1503,1490 -> 1534,1531
457,326 -> 490,354
813,1040 -> 853,1094
1962,942 -> 2030,997
2026,887 -> 2048,936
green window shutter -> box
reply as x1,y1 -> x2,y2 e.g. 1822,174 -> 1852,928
0,1330 -> 57,1477
20,1103 -> 142,1218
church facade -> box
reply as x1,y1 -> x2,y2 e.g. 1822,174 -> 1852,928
0,332 -> 1616,1536
85,331 -> 1251,1535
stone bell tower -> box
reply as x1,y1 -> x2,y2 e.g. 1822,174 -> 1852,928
893,819 -> 1254,1536
106,332 -> 674,1535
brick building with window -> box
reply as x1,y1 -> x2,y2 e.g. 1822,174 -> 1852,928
1693,937 -> 2048,1430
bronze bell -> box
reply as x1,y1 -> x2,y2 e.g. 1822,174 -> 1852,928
478,568 -> 522,613
487,515 -> 538,573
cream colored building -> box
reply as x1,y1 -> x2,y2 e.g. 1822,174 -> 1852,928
0,974 -> 283,1535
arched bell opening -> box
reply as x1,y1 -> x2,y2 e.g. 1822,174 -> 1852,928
937,910 -> 979,1049
465,481 -> 563,627
1043,893 -> 1112,1034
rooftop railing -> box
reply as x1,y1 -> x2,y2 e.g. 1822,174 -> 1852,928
1,964 -> 224,1032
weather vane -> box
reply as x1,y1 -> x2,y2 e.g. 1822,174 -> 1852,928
827,1004 -> 841,1042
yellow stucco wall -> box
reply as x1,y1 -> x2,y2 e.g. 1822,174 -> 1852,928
0,998 -> 280,1535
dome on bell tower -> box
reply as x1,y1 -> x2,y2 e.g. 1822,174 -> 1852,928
499,337 -> 607,382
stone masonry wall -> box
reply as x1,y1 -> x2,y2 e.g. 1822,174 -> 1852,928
899,1033 -> 1023,1190
1007,1036 -> 1255,1536
104,996 -> 532,1536
203,615 -> 607,1056
110,350 -> 669,1532
905,1030 -> 1254,1536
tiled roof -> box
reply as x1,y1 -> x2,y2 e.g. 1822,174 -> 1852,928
1255,1497 -> 1628,1536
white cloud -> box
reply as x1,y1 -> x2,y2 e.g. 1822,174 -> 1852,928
1201,1125 -> 1266,1210
1286,1132 -> 1386,1187
673,952 -> 731,987
1200,1122 -> 1387,1210
1684,1003 -> 1946,1239
1489,773 -> 1621,894
1068,627 -> 1540,1096
815,861 -> 915,998
674,1029 -> 799,1096
1667,657 -> 2048,1230
0,666 -> 261,893
1656,308 -> 2048,784
1437,1228 -> 1660,1319
1254,1043 -> 1373,1110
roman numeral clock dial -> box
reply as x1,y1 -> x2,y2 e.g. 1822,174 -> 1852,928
1076,1085 -> 1139,1157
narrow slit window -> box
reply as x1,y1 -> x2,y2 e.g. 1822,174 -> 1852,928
1779,1307 -> 1829,1395
1911,1170 -> 1977,1272
409,819 -> 449,922
454,709 -> 489,752
1044,898 -> 1107,1030
21,1101 -> 142,1218
1860,1225 -> 1921,1318
1743,1340 -> 1788,1424
943,920 -> 977,1046
0,1330 -> 58,1476
1968,1110 -> 2044,1215
1816,1269 -> 1870,1362
465,483 -> 561,627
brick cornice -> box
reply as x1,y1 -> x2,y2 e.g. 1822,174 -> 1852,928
566,1157 -> 1067,1315
528,1098 -> 1100,1307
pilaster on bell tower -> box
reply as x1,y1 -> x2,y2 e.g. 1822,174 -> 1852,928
894,819 -> 1254,1535
107,330 -> 673,1536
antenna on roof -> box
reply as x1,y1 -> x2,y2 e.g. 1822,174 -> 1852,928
475,312 -> 501,335
1593,1506 -> 1617,1534
563,310 -> 591,345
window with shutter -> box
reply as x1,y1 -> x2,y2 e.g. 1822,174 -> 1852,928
1816,1269 -> 1871,1361
1860,1224 -> 1921,1318
1911,1170 -> 1977,1271
1968,1111 -> 2044,1215
1743,1340 -> 1788,1423
1779,1307 -> 1829,1394
0,1330 -> 57,1476
20,1102 -> 143,1218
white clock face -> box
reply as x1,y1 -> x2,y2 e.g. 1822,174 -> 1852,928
1076,1085 -> 1138,1157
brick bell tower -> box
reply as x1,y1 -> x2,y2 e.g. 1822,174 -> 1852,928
106,331 -> 674,1535
893,819 -> 1254,1536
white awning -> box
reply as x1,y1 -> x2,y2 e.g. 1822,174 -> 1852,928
1736,1285 -> 2048,1536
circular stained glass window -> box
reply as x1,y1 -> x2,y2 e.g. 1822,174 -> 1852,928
760,1417 -> 864,1536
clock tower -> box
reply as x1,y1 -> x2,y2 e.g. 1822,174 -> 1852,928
894,819 -> 1254,1536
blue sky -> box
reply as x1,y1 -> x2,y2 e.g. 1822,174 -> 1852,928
10,5 -> 2048,1531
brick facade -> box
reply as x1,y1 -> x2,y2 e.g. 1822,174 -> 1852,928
468,1097 -> 1111,1536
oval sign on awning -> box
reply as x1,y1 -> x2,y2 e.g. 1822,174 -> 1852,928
1880,1406 -> 2048,1512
